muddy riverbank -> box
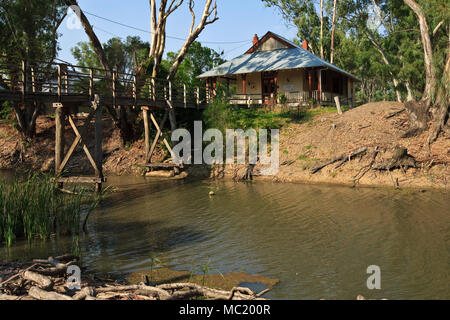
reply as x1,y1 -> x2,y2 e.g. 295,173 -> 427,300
0,102 -> 448,189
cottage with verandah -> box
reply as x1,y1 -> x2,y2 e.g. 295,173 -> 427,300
198,31 -> 359,106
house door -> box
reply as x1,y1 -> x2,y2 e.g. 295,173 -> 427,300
262,71 -> 278,104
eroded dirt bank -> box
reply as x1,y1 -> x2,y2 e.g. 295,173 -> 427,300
221,102 -> 449,189
0,102 -> 448,189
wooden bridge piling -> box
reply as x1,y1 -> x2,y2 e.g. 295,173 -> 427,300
94,97 -> 103,193
55,104 -> 65,176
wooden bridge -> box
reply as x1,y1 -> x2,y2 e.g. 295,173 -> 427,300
0,59 -> 209,191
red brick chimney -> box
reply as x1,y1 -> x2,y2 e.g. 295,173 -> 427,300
253,34 -> 259,46
302,40 -> 308,51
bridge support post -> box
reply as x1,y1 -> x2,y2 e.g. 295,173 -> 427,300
142,108 -> 151,162
55,105 -> 65,174
94,100 -> 103,193
55,104 -> 65,189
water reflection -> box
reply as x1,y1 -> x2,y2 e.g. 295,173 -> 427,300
1,174 -> 449,299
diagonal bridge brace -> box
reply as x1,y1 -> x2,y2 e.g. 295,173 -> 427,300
58,111 -> 99,174
54,96 -> 104,189
142,106 -> 178,167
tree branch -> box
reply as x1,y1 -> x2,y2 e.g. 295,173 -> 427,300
167,0 -> 218,80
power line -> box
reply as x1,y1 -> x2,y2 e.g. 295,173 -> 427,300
83,10 -> 251,45
93,25 -> 120,38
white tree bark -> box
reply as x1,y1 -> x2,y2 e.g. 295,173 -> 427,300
369,38 -> 403,102
330,0 -> 337,64
403,0 -> 436,103
320,0 -> 324,60
167,0 -> 218,80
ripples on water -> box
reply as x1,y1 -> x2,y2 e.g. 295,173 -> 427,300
1,174 -> 449,299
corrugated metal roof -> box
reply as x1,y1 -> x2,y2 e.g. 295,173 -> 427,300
198,46 -> 359,81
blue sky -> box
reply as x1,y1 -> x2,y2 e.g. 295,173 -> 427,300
58,0 -> 298,64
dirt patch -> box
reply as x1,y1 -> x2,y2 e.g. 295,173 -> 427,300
208,102 -> 449,189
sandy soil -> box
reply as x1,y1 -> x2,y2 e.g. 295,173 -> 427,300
0,101 -> 449,189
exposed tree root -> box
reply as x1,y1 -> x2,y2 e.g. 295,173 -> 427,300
352,147 -> 380,185
372,146 -> 418,171
402,100 -> 431,138
310,147 -> 368,174
426,103 -> 449,154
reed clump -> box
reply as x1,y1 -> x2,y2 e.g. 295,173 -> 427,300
0,173 -> 98,247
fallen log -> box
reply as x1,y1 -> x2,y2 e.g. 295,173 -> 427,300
145,170 -> 175,178
31,259 -> 76,276
28,286 -> 73,301
310,147 -> 368,174
0,294 -> 20,300
72,287 -> 95,300
157,283 -> 259,300
0,263 -> 37,288
23,271 -> 53,290
96,283 -> 170,300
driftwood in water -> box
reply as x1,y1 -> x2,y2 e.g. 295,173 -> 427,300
145,170 -> 175,178
0,294 -> 19,300
23,271 -> 53,290
1,255 -> 268,301
310,147 -> 368,174
29,286 -> 73,300
31,256 -> 77,276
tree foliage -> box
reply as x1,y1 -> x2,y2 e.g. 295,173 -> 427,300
263,0 -> 449,105
0,0 -> 67,137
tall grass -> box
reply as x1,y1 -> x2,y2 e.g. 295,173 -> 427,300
0,173 -> 99,247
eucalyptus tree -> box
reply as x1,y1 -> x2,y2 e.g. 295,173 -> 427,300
64,0 -> 219,141
0,0 -> 67,137
401,0 -> 449,146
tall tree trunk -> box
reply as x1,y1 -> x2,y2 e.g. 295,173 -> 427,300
320,0 -> 324,60
403,0 -> 436,103
426,39 -> 450,148
406,81 -> 415,101
330,0 -> 337,64
369,38 -> 402,102
402,0 -> 438,138
64,0 -> 137,144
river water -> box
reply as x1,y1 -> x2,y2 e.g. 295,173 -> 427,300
1,173 -> 449,299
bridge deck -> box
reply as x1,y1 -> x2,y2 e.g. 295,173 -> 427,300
0,59 -> 209,109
